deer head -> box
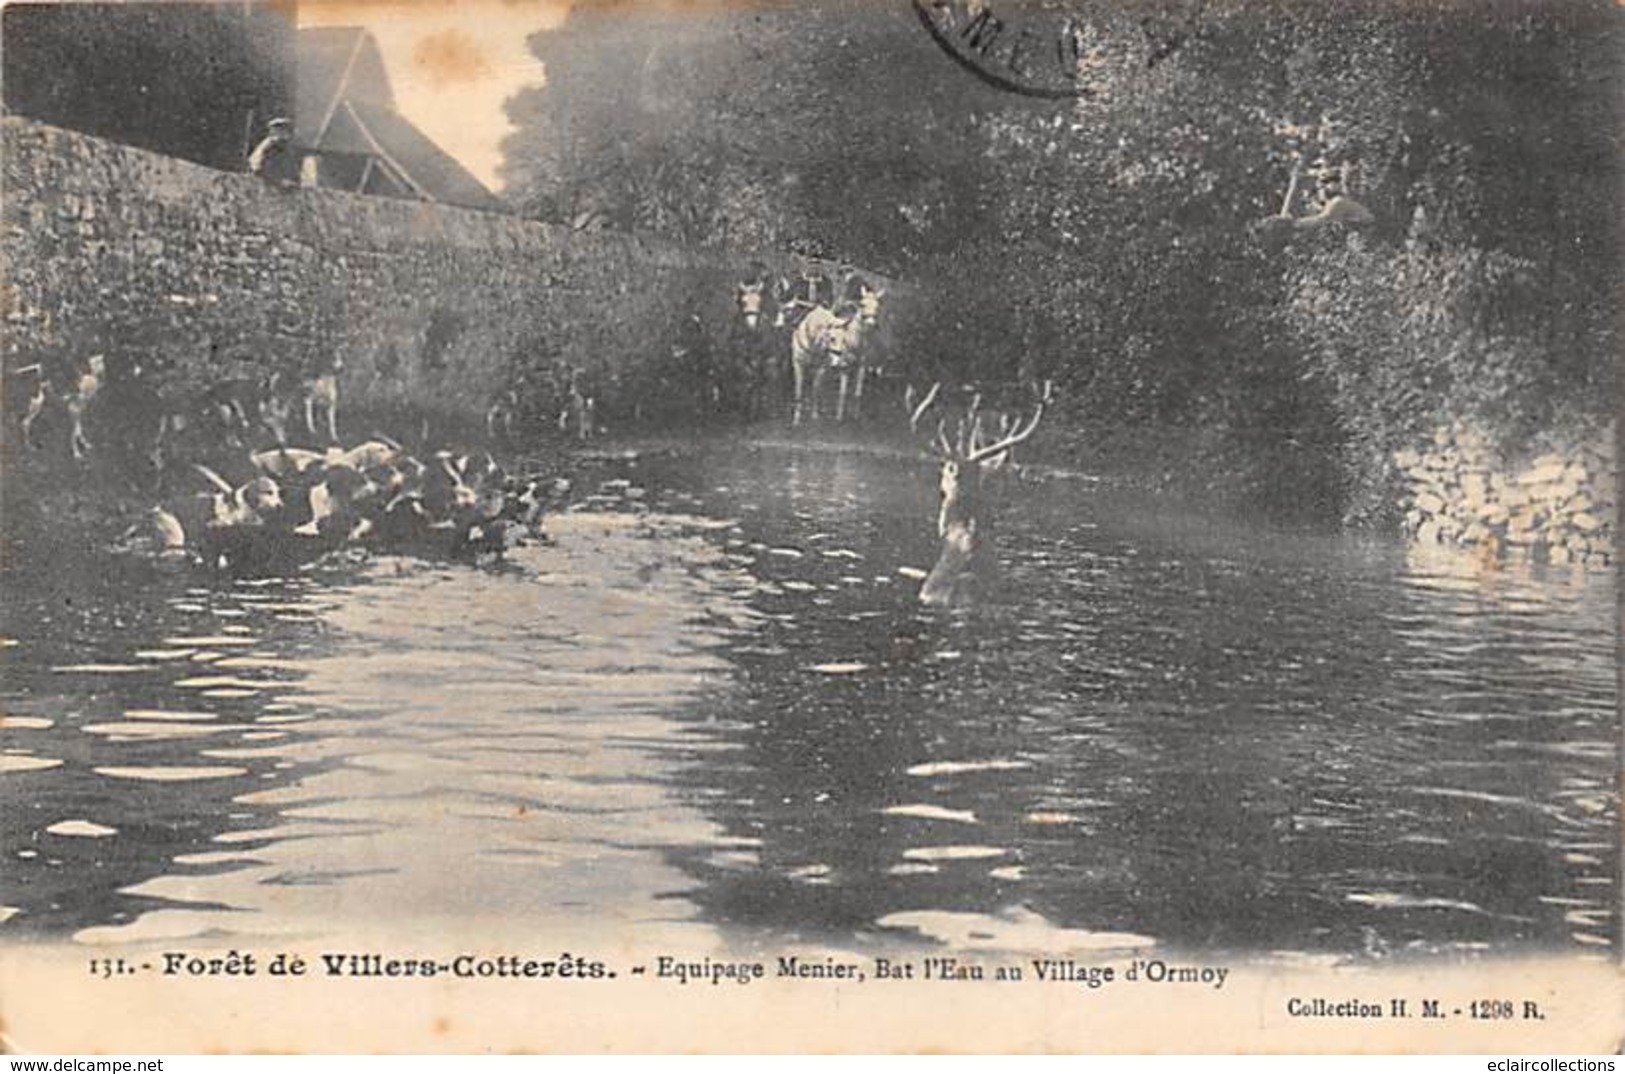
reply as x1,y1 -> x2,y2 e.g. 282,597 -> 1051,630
905,382 -> 1046,607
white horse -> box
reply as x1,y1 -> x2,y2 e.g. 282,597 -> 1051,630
840,283 -> 886,421
789,303 -> 860,426
789,283 -> 889,425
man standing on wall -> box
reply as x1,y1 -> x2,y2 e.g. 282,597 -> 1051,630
247,117 -> 299,188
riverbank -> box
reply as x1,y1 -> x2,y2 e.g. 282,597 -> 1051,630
5,405 -> 1613,578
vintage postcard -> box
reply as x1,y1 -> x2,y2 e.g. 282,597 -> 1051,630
0,0 -> 1619,1055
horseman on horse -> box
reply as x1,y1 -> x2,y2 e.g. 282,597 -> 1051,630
725,253 -> 890,426
774,261 -> 836,331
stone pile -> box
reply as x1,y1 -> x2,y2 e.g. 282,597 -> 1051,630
1395,421 -> 1615,566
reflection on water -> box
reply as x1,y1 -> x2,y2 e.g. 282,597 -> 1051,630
1,442 -> 1616,959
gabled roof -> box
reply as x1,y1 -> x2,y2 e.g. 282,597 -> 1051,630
295,26 -> 396,146
346,99 -> 506,212
296,26 -> 504,213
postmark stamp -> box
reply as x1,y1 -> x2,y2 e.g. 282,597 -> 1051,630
910,0 -> 1206,98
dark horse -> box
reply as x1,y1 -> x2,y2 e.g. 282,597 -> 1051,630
727,267 -> 782,421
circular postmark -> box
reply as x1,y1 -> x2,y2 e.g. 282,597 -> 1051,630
911,0 -> 1205,99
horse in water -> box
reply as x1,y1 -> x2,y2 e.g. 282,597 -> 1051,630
789,301 -> 863,426
836,281 -> 886,421
727,271 -> 781,421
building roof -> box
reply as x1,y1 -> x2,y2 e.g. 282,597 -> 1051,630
347,99 -> 506,212
296,26 -> 504,213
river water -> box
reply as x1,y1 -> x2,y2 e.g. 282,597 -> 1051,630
1,440 -> 1616,960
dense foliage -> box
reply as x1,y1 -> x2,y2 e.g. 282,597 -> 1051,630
499,0 -> 1620,524
2,3 -> 292,173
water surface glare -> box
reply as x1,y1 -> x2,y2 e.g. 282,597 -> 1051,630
1,442 -> 1616,959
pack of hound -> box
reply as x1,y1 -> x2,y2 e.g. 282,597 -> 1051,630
116,439 -> 564,574
11,347 -> 565,574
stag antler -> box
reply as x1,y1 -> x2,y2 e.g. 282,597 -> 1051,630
965,400 -> 1045,465
955,391 -> 984,456
1277,158 -> 1304,219
905,382 -> 941,432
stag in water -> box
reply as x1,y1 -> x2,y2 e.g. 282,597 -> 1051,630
905,381 -> 1048,607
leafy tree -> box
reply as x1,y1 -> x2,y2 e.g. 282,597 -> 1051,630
498,0 -> 1620,522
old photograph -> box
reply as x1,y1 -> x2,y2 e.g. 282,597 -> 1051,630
0,0 -> 1619,1054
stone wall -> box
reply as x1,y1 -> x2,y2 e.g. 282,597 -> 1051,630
1395,421 -> 1615,567
2,118 -> 892,433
